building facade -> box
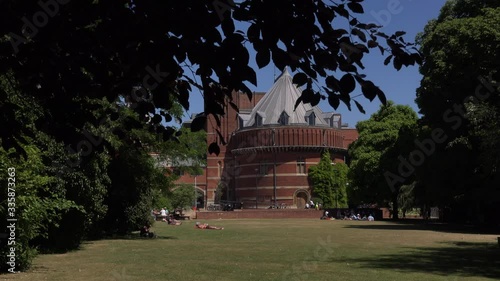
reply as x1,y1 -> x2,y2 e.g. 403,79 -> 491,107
187,69 -> 358,209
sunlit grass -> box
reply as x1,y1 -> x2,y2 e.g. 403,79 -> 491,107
5,219 -> 500,281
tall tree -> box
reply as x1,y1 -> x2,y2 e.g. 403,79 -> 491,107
348,101 -> 418,218
332,162 -> 349,208
308,150 -> 348,208
415,0 -> 500,223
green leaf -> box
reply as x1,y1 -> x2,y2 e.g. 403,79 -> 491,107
242,65 -> 257,86
384,55 -> 393,66
301,89 -> 314,104
247,23 -> 260,42
311,93 -> 321,107
395,31 -> 406,37
361,81 -> 378,101
354,100 -> 366,114
367,40 -> 378,48
208,141 -> 220,156
256,49 -> 270,68
351,28 -> 367,42
294,95 -> 304,110
339,74 -> 356,95
326,75 -> 341,92
221,16 -> 235,36
328,94 -> 340,110
216,129 -> 227,145
347,2 -> 364,14
393,56 -> 402,71
190,115 -> 206,132
292,73 -> 308,87
271,48 -> 289,70
333,4 -> 349,18
378,90 -> 387,105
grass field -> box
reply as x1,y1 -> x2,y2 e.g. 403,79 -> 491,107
3,219 -> 500,281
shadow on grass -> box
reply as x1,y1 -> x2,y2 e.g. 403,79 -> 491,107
102,234 -> 178,240
344,220 -> 500,235
332,241 -> 500,279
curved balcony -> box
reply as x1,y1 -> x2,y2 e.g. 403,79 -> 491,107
229,126 -> 346,155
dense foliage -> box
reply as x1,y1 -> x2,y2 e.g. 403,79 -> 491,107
309,150 -> 348,208
413,0 -> 500,223
0,0 -> 421,272
0,0 -> 420,157
348,101 -> 418,218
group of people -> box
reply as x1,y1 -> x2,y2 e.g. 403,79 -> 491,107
319,210 -> 375,221
151,208 -> 169,220
151,208 -> 183,225
341,212 -> 375,221
305,200 -> 321,210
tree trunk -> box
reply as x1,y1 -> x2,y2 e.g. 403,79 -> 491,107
392,193 -> 399,220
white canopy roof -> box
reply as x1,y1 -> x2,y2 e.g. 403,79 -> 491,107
243,68 -> 329,127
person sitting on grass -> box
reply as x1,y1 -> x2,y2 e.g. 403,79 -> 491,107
195,222 -> 224,230
140,223 -> 155,238
320,210 -> 329,220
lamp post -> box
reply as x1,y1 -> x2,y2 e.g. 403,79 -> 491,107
254,168 -> 259,209
222,176 -> 227,202
272,129 -> 277,207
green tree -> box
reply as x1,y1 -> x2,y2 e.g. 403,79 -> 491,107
0,143 -> 78,271
171,184 -> 196,210
332,162 -> 349,208
308,150 -> 347,208
415,0 -> 500,223
348,101 -> 418,218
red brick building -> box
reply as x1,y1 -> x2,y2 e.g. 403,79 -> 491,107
185,69 -> 358,209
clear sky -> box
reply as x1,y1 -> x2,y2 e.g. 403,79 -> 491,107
182,0 -> 448,128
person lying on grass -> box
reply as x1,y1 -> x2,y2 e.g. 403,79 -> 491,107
165,215 -> 182,226
195,222 -> 224,230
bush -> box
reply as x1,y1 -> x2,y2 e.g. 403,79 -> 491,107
0,144 -> 77,271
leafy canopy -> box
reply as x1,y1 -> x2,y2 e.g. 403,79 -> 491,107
348,101 -> 418,207
309,150 -> 348,208
0,0 -> 420,156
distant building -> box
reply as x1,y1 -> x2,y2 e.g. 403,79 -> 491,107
181,69 -> 358,209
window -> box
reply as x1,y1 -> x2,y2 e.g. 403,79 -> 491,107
173,168 -> 184,176
260,162 -> 268,175
297,158 -> 306,174
239,117 -> 244,129
255,114 -> 263,126
308,112 -> 316,126
278,111 -> 289,125
330,114 -> 341,128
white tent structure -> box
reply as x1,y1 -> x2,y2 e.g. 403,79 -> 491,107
239,68 -> 339,128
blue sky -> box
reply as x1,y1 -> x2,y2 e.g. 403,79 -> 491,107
182,0 -> 448,128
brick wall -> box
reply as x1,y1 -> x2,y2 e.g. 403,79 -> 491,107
196,209 -> 325,219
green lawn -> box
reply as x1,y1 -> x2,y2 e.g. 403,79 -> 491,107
4,219 -> 500,281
